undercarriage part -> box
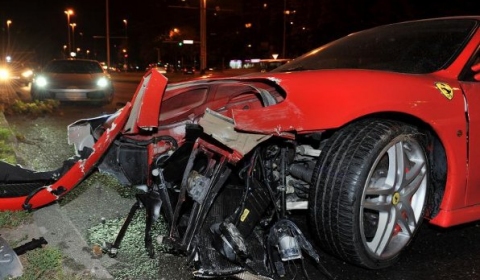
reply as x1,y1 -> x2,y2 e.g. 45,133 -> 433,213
267,219 -> 333,279
210,222 -> 248,263
0,103 -> 133,211
230,271 -> 274,280
187,170 -> 210,203
228,177 -> 272,238
137,191 -> 163,258
103,199 -> 141,258
0,158 -> 77,211
13,237 -> 48,256
0,159 -> 73,198
98,142 -> 148,186
191,185 -> 269,278
289,162 -> 315,184
103,189 -> 164,258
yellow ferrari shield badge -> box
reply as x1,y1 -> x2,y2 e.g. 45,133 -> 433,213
434,82 -> 454,100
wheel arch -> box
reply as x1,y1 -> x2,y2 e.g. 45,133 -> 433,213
321,111 -> 447,220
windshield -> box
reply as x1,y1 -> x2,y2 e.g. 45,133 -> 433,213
43,60 -> 104,74
273,18 -> 478,74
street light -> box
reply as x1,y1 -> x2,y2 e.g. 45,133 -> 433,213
106,0 -> 111,71
65,9 -> 74,53
123,19 -> 128,40
6,20 -> 12,56
123,19 -> 128,69
70,23 -> 77,51
200,0 -> 206,73
282,0 -> 286,58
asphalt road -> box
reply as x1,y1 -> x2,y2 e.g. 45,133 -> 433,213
4,73 -> 480,280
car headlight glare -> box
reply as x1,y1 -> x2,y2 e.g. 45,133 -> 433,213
35,76 -> 48,87
0,69 -> 10,80
22,70 -> 33,78
97,77 -> 109,88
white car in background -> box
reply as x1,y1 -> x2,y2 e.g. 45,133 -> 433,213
31,59 -> 114,104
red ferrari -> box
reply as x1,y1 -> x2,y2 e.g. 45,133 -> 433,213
1,16 -> 479,279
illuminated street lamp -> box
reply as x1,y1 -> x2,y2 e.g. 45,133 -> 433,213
123,19 -> 128,65
6,20 -> 12,56
123,19 -> 128,41
106,0 -> 111,71
282,0 -> 287,58
200,0 -> 206,72
65,9 -> 74,53
70,23 -> 77,50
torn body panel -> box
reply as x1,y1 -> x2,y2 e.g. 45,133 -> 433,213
0,104 -> 132,210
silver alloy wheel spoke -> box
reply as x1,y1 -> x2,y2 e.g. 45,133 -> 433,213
361,136 -> 427,259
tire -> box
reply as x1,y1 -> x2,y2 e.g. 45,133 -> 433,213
30,87 -> 46,101
309,118 -> 429,269
30,90 -> 40,101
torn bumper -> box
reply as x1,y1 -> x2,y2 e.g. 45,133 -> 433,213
0,103 -> 132,211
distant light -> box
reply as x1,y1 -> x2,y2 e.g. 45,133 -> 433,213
5,56 -> 11,62
183,40 -> 194,44
22,70 -> 33,79
70,52 -> 76,57
0,69 -> 9,80
97,77 -> 109,88
229,60 -> 242,69
35,76 -> 48,87
272,54 -> 279,59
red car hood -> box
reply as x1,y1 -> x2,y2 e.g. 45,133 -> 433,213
223,69 -> 458,135
160,68 -> 458,136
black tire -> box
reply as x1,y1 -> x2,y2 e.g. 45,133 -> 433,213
309,118 -> 429,269
30,90 -> 40,101
30,88 -> 45,101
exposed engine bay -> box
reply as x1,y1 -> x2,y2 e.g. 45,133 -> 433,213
0,70 -> 333,279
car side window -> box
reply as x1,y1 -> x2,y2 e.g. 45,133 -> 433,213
460,47 -> 480,82
472,53 -> 480,81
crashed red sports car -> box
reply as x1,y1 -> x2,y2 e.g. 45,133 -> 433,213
1,16 -> 480,279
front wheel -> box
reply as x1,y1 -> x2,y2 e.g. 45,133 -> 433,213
309,119 -> 429,269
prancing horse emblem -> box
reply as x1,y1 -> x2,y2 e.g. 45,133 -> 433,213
435,82 -> 454,100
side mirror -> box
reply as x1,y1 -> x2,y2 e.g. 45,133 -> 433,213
472,62 -> 480,81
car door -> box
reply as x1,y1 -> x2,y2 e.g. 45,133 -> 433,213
459,46 -> 480,205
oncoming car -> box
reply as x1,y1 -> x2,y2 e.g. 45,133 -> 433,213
0,61 -> 34,87
31,59 -> 114,104
1,16 -> 480,279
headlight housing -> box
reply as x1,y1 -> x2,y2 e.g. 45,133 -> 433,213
0,69 -> 10,81
22,70 -> 33,79
35,76 -> 48,87
97,77 -> 110,88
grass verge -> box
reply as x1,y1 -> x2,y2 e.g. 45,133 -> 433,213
0,127 -> 17,164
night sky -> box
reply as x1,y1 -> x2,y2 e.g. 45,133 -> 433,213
0,0 -> 478,67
